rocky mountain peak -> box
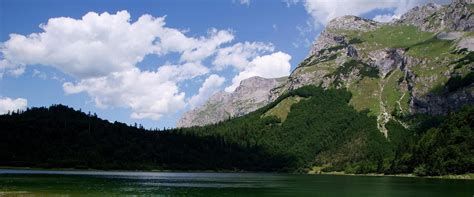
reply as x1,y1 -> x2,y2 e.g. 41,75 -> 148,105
273,0 -> 474,137
397,0 -> 473,32
326,15 -> 379,32
309,16 -> 379,57
179,0 -> 474,132
235,76 -> 275,91
398,3 -> 442,25
177,76 -> 287,128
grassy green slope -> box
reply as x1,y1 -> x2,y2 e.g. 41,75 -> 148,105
297,24 -> 472,122
0,86 -> 471,176
185,85 -> 473,175
186,86 -> 389,172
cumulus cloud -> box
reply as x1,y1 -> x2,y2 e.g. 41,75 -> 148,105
373,14 -> 398,22
0,10 -> 292,121
63,68 -> 186,120
0,97 -> 27,114
159,27 -> 234,63
299,0 -> 450,26
213,42 -> 274,70
237,0 -> 250,6
1,11 -> 163,78
0,11 -> 235,79
0,11 -> 240,121
225,51 -> 291,92
157,62 -> 209,82
188,74 -> 225,108
32,69 -> 47,80
212,42 -> 291,93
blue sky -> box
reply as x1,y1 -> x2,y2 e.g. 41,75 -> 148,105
0,0 -> 448,128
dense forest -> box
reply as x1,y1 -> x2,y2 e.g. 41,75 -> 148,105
0,86 -> 472,176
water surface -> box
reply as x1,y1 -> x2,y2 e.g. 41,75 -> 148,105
0,169 -> 473,196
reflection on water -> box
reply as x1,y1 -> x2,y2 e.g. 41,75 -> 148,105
0,169 -> 473,196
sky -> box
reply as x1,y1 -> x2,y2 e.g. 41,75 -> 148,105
0,0 -> 449,129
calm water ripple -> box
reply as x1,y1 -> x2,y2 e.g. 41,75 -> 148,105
0,169 -> 473,196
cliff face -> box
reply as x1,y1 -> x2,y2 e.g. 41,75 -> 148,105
178,0 -> 473,131
398,0 -> 474,32
177,76 -> 287,127
270,0 -> 473,136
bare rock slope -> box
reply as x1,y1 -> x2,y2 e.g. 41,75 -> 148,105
270,0 -> 474,136
177,76 -> 287,127
178,0 -> 474,131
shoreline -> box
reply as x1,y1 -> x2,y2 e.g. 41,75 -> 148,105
0,166 -> 472,180
0,166 -> 270,174
310,171 -> 474,180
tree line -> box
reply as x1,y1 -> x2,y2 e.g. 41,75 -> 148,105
0,86 -> 472,175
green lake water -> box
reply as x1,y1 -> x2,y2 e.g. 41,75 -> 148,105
0,169 -> 473,196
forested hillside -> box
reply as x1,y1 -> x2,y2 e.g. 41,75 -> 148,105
1,86 -> 472,176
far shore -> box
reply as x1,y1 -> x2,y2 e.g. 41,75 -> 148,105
0,166 -> 473,180
309,171 -> 474,180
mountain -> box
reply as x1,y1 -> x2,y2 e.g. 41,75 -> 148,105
1,87 -> 472,175
398,0 -> 473,32
0,105 -> 288,171
183,0 -> 474,138
177,76 -> 287,127
1,0 -> 473,176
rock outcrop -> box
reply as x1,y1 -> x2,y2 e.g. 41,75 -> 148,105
368,48 -> 405,78
178,0 -> 474,131
457,36 -> 474,51
177,76 -> 286,127
272,0 -> 474,136
397,0 -> 474,32
309,16 -> 379,56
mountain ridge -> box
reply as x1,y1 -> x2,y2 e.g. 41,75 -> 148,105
2,86 -> 472,175
180,0 -> 474,137
0,0 -> 473,177
177,76 -> 287,127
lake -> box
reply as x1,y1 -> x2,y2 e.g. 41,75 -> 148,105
0,169 -> 473,196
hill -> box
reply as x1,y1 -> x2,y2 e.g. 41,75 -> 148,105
1,86 -> 473,175
1,0 -> 473,176
181,0 -> 474,139
177,76 -> 287,127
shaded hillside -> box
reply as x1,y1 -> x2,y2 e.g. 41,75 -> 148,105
181,1 -> 474,138
1,86 -> 472,176
0,105 -> 290,171
270,0 -> 474,138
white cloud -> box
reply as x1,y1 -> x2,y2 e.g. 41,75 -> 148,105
8,67 -> 26,77
32,69 -> 47,80
283,0 -> 300,7
0,11 -> 239,121
300,0 -> 450,26
0,10 -> 234,79
1,11 -> 163,78
159,27 -> 234,63
157,62 -> 209,82
293,19 -> 317,48
213,42 -> 274,70
373,14 -> 397,22
180,29 -> 234,62
225,51 -> 291,92
63,68 -> 187,120
188,74 -> 225,108
238,0 -> 250,6
0,97 -> 27,114
0,10 -> 294,122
